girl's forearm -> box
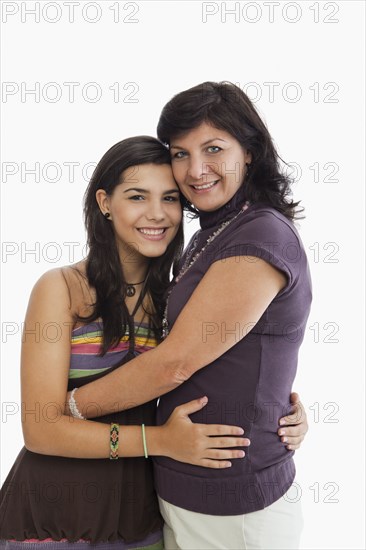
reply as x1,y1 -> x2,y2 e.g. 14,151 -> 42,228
24,413 -> 166,459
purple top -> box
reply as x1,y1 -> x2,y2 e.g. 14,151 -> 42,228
154,190 -> 312,515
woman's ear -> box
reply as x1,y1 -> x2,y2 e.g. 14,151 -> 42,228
95,189 -> 110,217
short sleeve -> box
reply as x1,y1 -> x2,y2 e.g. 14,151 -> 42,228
206,208 -> 304,292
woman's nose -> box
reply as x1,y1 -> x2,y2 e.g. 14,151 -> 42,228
187,155 -> 206,181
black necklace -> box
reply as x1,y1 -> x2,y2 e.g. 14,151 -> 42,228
125,279 -> 146,298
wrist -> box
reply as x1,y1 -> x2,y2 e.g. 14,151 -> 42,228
145,425 -> 167,457
64,391 -> 72,416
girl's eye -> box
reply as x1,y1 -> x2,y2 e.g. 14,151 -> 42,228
164,196 -> 179,202
207,146 -> 222,153
129,195 -> 144,201
172,151 -> 187,159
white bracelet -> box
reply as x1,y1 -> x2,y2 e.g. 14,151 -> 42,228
69,388 -> 86,420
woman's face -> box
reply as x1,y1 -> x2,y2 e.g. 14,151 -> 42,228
170,121 -> 252,212
97,163 -> 182,261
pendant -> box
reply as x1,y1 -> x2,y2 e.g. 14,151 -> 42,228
126,285 -> 136,297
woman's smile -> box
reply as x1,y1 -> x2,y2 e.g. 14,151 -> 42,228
190,179 -> 220,193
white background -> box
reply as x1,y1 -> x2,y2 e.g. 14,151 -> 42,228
0,1 -> 365,548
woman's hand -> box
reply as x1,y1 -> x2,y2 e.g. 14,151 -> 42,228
157,397 -> 250,468
278,392 -> 308,450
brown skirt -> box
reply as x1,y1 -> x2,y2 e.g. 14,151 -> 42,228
0,353 -> 163,543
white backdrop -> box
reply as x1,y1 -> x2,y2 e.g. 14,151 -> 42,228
0,1 -> 365,549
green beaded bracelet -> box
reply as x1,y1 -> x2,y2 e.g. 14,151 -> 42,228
110,423 -> 119,460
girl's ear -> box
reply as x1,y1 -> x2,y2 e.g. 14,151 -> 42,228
96,189 -> 110,217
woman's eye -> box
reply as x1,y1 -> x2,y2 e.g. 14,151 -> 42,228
172,151 -> 187,159
207,146 -> 222,153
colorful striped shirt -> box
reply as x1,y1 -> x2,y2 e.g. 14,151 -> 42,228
69,321 -> 159,379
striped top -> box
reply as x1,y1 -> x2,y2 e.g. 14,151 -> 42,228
69,321 -> 159,379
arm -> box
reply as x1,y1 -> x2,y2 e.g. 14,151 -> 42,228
65,256 -> 286,417
21,269 -> 247,466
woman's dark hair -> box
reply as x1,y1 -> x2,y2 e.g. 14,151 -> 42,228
77,136 -> 184,355
157,81 -> 302,220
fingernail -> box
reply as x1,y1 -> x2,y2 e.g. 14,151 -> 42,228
279,419 -> 286,425
279,429 -> 285,436
237,428 -> 244,435
239,451 -> 245,458
225,462 -> 232,467
282,437 -> 288,443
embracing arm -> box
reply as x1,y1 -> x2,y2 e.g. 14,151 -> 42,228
278,391 -> 309,450
21,269 -> 247,466
66,256 -> 286,417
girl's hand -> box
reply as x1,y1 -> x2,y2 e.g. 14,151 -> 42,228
278,392 -> 308,450
159,396 -> 250,468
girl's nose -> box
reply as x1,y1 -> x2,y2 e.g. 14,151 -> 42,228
146,200 -> 165,222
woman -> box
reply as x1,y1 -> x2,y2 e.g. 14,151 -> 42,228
154,82 -> 312,550
59,82 -> 312,549
0,136 -> 250,549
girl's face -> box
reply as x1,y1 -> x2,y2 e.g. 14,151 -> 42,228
169,121 -> 252,212
97,163 -> 182,262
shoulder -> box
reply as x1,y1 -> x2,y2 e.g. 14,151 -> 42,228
29,261 -> 92,317
32,261 -> 84,292
31,267 -> 71,296
209,205 -> 308,289
232,204 -> 301,245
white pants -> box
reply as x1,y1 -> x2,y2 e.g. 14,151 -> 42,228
159,494 -> 303,550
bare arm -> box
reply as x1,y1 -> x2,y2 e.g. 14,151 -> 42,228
66,256 -> 286,417
21,269 -> 247,466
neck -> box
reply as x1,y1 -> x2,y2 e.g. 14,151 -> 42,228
119,247 -> 149,284
122,261 -> 149,284
199,185 -> 247,230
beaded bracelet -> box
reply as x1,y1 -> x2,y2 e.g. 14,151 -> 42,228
110,423 -> 119,460
69,388 -> 86,420
141,423 -> 148,458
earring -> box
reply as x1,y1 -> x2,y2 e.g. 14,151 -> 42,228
104,212 -> 111,219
